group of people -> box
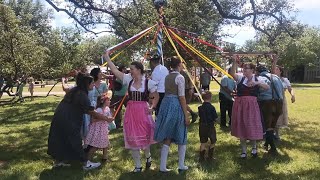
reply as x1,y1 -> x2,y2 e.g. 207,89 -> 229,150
0,75 -> 35,102
218,56 -> 295,157
46,51 -> 295,173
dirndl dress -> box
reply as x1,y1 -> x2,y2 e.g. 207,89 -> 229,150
231,77 -> 263,140
123,77 -> 156,150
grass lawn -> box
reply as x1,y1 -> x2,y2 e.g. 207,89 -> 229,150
0,83 -> 319,180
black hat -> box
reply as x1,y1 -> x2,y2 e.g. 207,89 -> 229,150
256,65 -> 269,73
148,53 -> 161,61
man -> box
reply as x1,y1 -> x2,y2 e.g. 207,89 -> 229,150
149,53 -> 169,116
200,71 -> 211,91
256,65 -> 284,155
219,69 -> 236,128
180,69 -> 198,123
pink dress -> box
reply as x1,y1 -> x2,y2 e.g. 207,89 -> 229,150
122,74 -> 157,150
85,107 -> 111,148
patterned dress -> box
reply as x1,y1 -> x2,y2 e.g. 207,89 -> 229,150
231,75 -> 265,140
85,107 -> 111,148
154,71 -> 188,145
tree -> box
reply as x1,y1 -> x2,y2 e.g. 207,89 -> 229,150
5,0 -> 53,40
0,4 -> 47,79
44,0 -> 297,44
242,26 -> 320,70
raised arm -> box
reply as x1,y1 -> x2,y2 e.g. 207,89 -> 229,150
103,50 -> 124,81
230,55 -> 239,80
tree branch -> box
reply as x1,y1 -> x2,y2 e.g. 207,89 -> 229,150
212,0 -> 295,42
44,0 -> 105,35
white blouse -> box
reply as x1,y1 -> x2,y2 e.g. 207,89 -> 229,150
123,74 -> 157,93
236,74 -> 268,86
281,77 -> 291,89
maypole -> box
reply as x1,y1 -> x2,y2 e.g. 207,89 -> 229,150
154,0 -> 167,65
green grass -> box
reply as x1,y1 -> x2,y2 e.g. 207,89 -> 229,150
0,84 -> 319,180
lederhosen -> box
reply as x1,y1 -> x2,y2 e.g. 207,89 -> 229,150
259,75 -> 283,129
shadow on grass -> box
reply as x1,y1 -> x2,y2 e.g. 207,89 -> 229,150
39,166 -> 84,180
1,95 -> 320,179
118,169 -> 187,180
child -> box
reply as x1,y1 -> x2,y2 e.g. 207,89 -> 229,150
85,95 -> 114,163
28,78 -> 34,101
198,91 -> 218,162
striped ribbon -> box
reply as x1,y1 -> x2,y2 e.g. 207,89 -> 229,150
106,25 -> 156,54
162,26 -> 204,103
167,26 -> 223,52
167,28 -> 233,79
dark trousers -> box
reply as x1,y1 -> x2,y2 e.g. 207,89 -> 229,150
259,100 -> 283,129
219,93 -> 233,126
201,84 -> 210,91
155,93 -> 165,116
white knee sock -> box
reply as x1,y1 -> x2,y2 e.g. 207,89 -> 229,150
160,144 -> 169,171
131,149 -> 141,168
144,146 -> 151,163
251,140 -> 257,154
240,139 -> 247,154
178,145 -> 188,170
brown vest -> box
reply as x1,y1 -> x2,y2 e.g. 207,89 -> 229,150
165,73 -> 179,95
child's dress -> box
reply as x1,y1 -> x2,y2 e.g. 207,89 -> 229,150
85,107 -> 111,148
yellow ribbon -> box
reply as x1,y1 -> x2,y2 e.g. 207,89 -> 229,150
101,25 -> 156,67
168,28 -> 233,79
162,26 -> 204,103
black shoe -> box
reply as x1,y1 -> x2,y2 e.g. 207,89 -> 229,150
145,156 -> 152,170
101,158 -> 108,164
240,153 -> 247,159
251,148 -> 258,158
268,148 -> 278,156
178,167 -> 188,174
220,125 -> 227,128
132,167 -> 142,173
199,150 -> 206,162
208,148 -> 215,160
191,113 -> 198,123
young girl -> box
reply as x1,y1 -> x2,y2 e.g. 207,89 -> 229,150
85,95 -> 114,162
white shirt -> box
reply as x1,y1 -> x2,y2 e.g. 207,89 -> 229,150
236,74 -> 268,86
281,77 -> 291,89
151,64 -> 169,93
123,74 -> 157,93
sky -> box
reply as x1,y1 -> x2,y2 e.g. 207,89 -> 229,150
45,0 -> 320,46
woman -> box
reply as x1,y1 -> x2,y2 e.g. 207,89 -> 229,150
274,65 -> 295,139
103,51 -> 159,173
154,56 -> 190,173
230,58 -> 269,158
82,68 -> 108,138
47,73 -> 113,170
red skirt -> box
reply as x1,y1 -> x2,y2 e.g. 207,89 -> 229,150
231,96 -> 263,140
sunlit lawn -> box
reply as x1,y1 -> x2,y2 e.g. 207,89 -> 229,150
0,83 -> 319,180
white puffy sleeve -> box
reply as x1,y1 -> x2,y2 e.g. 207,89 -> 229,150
257,75 -> 269,85
147,79 -> 158,93
235,73 -> 244,84
122,74 -> 133,86
175,74 -> 185,96
284,78 -> 291,87
95,108 -> 103,114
